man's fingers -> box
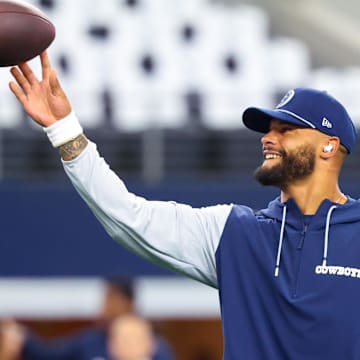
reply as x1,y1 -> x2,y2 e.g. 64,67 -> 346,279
49,69 -> 61,95
40,51 -> 51,79
9,81 -> 27,104
10,66 -> 31,93
18,62 -> 38,85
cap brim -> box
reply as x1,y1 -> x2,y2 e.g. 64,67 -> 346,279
242,107 -> 310,133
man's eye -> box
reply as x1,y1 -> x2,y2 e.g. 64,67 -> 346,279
280,127 -> 293,133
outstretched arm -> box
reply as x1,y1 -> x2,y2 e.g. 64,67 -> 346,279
9,53 -> 232,287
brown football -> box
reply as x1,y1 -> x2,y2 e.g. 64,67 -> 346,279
0,0 -> 55,67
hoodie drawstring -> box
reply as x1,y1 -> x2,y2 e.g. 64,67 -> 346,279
274,205 -> 287,277
322,205 -> 337,267
274,204 -> 338,277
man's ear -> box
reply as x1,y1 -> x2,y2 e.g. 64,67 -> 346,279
320,137 -> 340,158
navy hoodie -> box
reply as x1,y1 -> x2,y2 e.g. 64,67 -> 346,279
216,197 -> 360,359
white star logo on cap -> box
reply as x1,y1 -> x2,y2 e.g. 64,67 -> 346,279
276,89 -> 295,108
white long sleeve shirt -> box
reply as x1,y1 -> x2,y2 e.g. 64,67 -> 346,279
63,141 -> 232,288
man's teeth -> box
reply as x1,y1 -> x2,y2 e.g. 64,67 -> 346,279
265,154 -> 281,159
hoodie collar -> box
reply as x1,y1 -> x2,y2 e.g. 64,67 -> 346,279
260,196 -> 358,230
261,196 -> 360,277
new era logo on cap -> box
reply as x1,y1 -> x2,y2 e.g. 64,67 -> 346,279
242,87 -> 358,153
322,117 -> 332,129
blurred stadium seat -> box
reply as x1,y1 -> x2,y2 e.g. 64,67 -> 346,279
266,37 -> 311,94
17,0 -> 306,132
1,0 -> 360,180
308,66 -> 360,127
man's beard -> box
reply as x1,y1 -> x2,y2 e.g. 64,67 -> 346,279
254,144 -> 316,188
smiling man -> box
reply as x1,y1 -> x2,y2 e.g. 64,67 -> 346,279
244,88 -> 352,214
8,53 -> 360,359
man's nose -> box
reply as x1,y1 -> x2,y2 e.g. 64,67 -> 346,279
261,130 -> 278,147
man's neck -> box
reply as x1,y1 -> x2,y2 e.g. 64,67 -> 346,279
280,180 -> 344,215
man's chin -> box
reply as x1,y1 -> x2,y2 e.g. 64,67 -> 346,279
253,165 -> 284,187
255,144 -> 315,187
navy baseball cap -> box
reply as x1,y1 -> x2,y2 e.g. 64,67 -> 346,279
243,88 -> 358,153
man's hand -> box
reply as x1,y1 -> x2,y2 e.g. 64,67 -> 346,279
9,51 -> 72,127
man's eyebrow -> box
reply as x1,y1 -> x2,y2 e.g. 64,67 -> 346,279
270,122 -> 304,130
279,121 -> 299,126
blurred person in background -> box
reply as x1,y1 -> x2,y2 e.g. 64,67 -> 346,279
108,314 -> 156,360
0,277 -> 175,360
8,52 -> 360,359
0,319 -> 24,360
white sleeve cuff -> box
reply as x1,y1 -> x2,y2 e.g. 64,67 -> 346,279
43,111 -> 83,148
